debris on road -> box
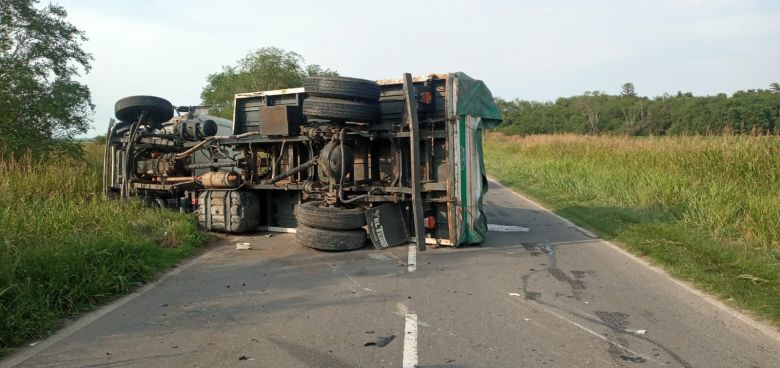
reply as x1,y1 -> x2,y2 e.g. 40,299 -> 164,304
364,334 -> 395,347
488,224 -> 531,232
235,242 -> 252,250
619,354 -> 647,363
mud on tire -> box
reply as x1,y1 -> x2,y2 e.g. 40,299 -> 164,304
295,224 -> 367,251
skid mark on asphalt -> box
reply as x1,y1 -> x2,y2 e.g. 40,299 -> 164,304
595,311 -> 631,332
501,292 -> 659,365
513,242 -> 692,367
326,264 -> 377,296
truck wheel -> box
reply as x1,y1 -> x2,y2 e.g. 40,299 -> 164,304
303,97 -> 379,122
115,95 -> 174,124
295,201 -> 366,230
295,224 -> 366,251
304,76 -> 380,102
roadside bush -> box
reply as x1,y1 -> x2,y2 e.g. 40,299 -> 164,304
0,144 -> 204,354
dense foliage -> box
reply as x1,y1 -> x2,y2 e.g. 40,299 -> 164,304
496,84 -> 780,136
201,47 -> 337,119
0,0 -> 93,156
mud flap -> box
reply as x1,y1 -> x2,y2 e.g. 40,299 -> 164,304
366,204 -> 409,249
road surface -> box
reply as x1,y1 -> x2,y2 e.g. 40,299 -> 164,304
3,181 -> 778,367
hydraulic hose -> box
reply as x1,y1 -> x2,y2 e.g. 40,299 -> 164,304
175,132 -> 261,159
121,115 -> 144,198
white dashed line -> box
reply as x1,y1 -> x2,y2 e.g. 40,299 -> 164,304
407,243 -> 416,272
402,313 -> 418,368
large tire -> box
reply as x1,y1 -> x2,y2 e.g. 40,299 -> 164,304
115,95 -> 174,124
295,201 -> 366,230
304,76 -> 380,101
295,224 -> 366,251
197,191 -> 261,233
303,97 -> 379,122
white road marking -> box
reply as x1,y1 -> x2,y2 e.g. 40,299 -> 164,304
488,224 -> 531,232
403,313 -> 418,368
407,243 -> 416,272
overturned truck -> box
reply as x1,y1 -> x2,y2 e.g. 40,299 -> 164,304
104,73 -> 501,251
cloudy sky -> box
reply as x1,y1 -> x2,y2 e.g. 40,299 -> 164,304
57,0 -> 780,136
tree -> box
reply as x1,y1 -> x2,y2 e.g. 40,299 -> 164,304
770,82 -> 780,94
573,92 -> 605,134
620,82 -> 637,97
306,64 -> 339,78
200,47 -> 337,118
619,99 -> 647,134
0,0 -> 93,157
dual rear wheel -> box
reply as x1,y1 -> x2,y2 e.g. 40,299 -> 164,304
302,76 -> 380,123
294,201 -> 367,251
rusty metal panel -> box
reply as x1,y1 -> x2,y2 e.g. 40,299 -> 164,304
259,105 -> 301,136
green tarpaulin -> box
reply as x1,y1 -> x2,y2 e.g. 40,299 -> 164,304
447,72 -> 502,246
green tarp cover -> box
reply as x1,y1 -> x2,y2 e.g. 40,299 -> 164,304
448,72 -> 502,246
451,72 -> 502,129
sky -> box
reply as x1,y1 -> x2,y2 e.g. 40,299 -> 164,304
56,0 -> 780,137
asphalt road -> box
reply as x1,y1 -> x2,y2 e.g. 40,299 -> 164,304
3,181 -> 779,368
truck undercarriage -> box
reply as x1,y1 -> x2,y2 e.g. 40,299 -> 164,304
104,73 -> 501,251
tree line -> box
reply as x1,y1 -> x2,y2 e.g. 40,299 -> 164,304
5,0 -> 780,159
496,82 -> 780,136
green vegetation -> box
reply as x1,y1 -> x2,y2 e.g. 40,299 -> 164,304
201,47 -> 338,119
484,133 -> 780,326
496,84 -> 780,136
0,144 -> 205,354
1,0 -> 93,157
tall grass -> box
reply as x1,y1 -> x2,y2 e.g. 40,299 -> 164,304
484,133 -> 780,325
0,144 -> 204,354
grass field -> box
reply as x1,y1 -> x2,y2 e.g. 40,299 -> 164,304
484,133 -> 780,326
0,144 -> 205,354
